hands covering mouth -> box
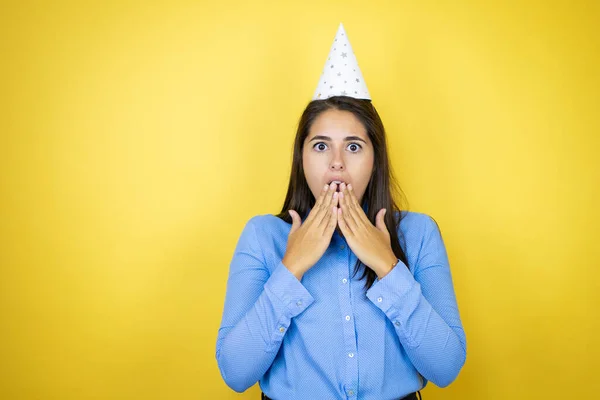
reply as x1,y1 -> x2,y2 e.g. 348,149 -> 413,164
327,180 -> 346,192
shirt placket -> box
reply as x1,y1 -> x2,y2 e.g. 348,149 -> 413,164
335,236 -> 358,398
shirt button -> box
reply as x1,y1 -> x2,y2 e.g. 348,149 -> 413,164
377,297 -> 383,302
348,390 -> 354,396
296,300 -> 302,306
279,326 -> 285,332
395,321 -> 401,326
348,352 -> 354,358
340,244 -> 345,250
342,278 -> 348,284
345,315 -> 351,321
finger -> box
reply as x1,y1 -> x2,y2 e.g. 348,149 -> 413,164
315,183 -> 332,210
339,189 -> 359,232
306,183 -> 330,224
314,182 -> 337,225
346,184 -> 370,226
289,210 -> 302,235
324,201 -> 338,237
375,208 -> 388,234
339,192 -> 359,234
319,190 -> 338,229
337,207 -> 353,236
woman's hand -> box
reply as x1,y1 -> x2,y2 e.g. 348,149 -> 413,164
283,183 -> 339,280
337,183 -> 397,279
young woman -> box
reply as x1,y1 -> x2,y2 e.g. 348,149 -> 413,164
216,24 -> 466,400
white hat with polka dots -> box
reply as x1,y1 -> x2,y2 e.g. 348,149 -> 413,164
312,23 -> 371,101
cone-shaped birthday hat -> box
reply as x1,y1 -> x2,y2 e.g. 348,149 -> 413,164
312,23 -> 371,101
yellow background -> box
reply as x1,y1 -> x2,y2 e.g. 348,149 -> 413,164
1,1 -> 599,399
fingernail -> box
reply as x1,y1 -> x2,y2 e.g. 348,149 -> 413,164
348,184 -> 352,190
324,184 -> 329,190
333,192 -> 338,198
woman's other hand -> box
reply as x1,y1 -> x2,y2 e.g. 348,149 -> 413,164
337,182 -> 397,279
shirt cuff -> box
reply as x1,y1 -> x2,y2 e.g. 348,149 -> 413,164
367,260 -> 416,308
263,261 -> 315,319
366,261 -> 423,347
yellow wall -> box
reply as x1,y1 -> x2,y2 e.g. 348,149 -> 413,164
1,1 -> 598,399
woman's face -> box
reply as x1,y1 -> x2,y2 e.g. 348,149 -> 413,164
303,108 -> 374,205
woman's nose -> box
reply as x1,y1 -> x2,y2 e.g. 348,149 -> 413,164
330,153 -> 345,170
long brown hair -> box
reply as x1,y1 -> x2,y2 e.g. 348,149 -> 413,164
275,96 -> 409,292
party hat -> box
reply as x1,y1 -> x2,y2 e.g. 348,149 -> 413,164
312,23 -> 371,101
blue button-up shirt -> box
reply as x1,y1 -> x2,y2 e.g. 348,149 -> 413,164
216,210 -> 466,399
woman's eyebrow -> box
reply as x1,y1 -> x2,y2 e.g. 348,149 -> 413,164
308,135 -> 367,144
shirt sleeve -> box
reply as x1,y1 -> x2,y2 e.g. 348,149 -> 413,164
215,217 -> 315,393
366,215 -> 467,388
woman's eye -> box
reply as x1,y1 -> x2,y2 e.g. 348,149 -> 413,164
314,142 -> 328,151
348,143 -> 362,152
